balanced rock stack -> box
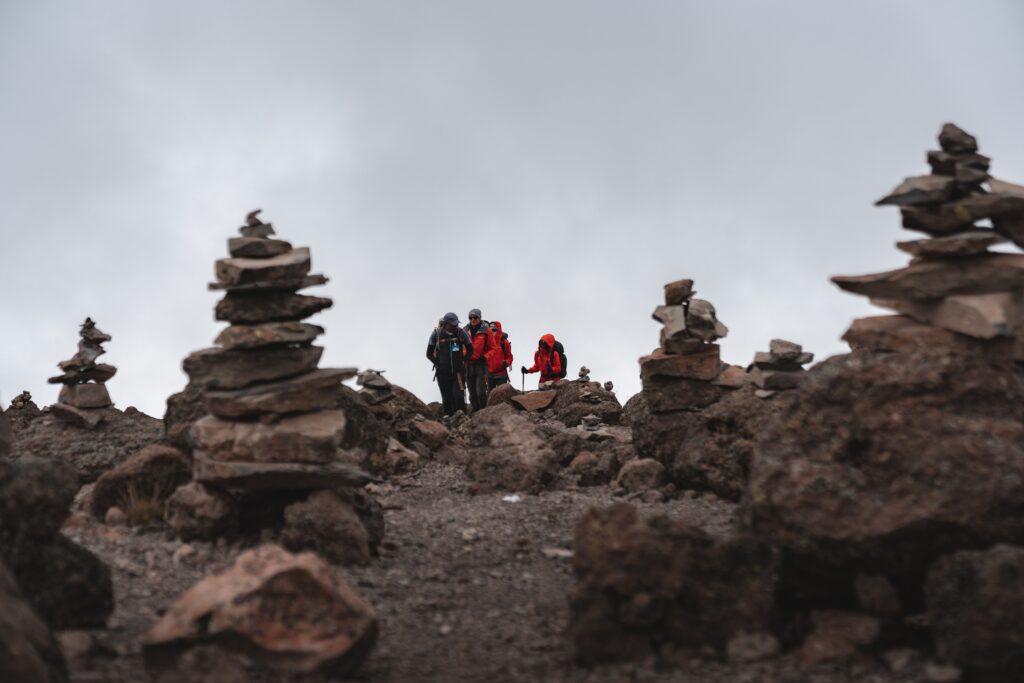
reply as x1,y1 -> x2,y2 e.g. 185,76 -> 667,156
835,123 -> 1024,357
638,278 -> 742,413
182,211 -> 369,493
747,339 -> 813,392
48,317 -> 116,428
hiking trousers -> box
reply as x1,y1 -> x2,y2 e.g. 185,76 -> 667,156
466,361 -> 489,412
437,372 -> 466,417
488,372 -> 510,391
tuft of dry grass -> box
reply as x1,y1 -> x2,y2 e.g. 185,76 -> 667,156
117,480 -> 174,527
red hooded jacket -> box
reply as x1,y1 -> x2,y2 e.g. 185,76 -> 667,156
527,333 -> 561,383
485,321 -> 513,376
464,320 -> 494,364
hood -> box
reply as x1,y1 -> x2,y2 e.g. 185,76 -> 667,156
539,333 -> 556,349
491,321 -> 504,337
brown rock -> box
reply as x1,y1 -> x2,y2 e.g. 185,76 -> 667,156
664,278 -> 694,305
686,298 -> 728,341
842,315 -> 1014,357
281,491 -> 372,566
569,451 -> 600,486
569,503 -> 777,665
142,544 -> 377,677
873,291 -> 1021,340
165,482 -> 239,542
712,364 -> 749,388
925,544 -> 1024,682
652,304 -> 687,339
462,406 -> 559,492
614,458 -> 665,492
214,322 -> 323,349
896,231 -> 1006,259
509,390 -> 557,412
938,122 -> 978,154
486,382 -> 519,407
748,367 -> 804,390
640,374 -> 729,413
202,368 -> 354,419
639,345 -> 720,381
0,560 -> 68,683
227,236 -> 292,258
901,193 -> 1024,236
661,333 -> 708,355
549,380 -> 623,427
192,452 -> 374,491
49,403 -> 105,429
208,274 -> 328,293
89,444 -> 191,518
409,419 -> 449,450
799,610 -> 881,665
927,149 -> 990,177
183,346 -> 323,390
876,175 -> 955,206
854,574 -> 902,615
833,253 -> 1024,300
214,247 -> 311,287
214,291 -> 333,324
768,338 -> 802,361
191,410 -> 347,464
164,382 -> 206,450
58,383 -> 111,409
47,363 -> 117,385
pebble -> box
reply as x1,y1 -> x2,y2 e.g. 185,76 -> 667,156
925,662 -> 962,682
173,544 -> 196,565
104,506 -> 126,526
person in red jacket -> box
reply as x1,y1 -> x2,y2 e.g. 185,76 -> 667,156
463,308 -> 495,411
485,321 -> 513,389
522,333 -> 562,386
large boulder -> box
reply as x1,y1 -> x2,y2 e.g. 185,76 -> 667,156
462,404 -> 559,492
165,482 -> 239,542
0,559 -> 68,683
569,503 -> 777,665
745,351 -> 1024,604
143,544 -> 377,677
163,382 -> 207,450
549,380 -> 622,427
90,444 -> 191,518
281,490 -> 373,566
925,544 -> 1024,682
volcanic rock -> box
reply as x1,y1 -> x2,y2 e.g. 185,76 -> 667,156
842,315 -> 1014,357
208,274 -> 329,293
48,403 -> 105,429
191,410 -> 347,464
927,149 -> 990,177
202,368 -> 354,419
143,544 -> 377,677
0,559 -> 68,683
652,304 -> 687,339
214,247 -> 311,287
281,490 -> 372,566
686,298 -> 729,341
486,382 -> 519,407
58,383 -> 111,409
569,503 -> 777,665
48,363 -> 117,385
854,573 -> 902,615
409,419 -> 449,450
214,322 -> 323,349
873,291 -> 1021,340
938,122 -> 978,153
896,231 -> 1006,259
833,253 -> 1024,300
164,382 -> 206,449
925,544 -> 1024,682
214,291 -> 333,324
192,452 -> 374,491
462,405 -> 559,492
799,610 -> 881,665
89,444 -> 191,518
165,482 -> 239,542
549,380 -> 622,427
664,278 -> 694,305
183,345 -> 323,390
876,175 -> 955,207
509,390 -> 556,412
901,194 -> 1024,237
227,236 -> 292,258
640,345 -> 720,381
614,458 -> 665,492
640,374 -> 729,413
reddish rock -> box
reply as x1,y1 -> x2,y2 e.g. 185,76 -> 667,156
49,403 -> 105,429
192,452 -> 373,492
463,406 -> 559,492
875,175 -> 955,206
409,419 -> 449,450
842,315 -> 1014,357
202,368 -> 354,419
191,410 -> 347,464
214,292 -> 333,324
163,382 -> 205,450
640,374 -> 729,413
569,451 -> 601,486
486,382 -> 519,407
925,544 -> 1024,682
227,236 -> 292,258
165,482 -> 239,542
873,291 -> 1021,340
214,322 -> 323,349
712,364 -> 749,388
281,491 -> 372,566
663,278 -> 694,305
833,253 -> 1024,300
549,380 -> 622,427
142,544 -> 377,677
89,444 -> 191,518
58,383 -> 111,409
183,346 -> 323,390
896,231 -> 1005,259
639,345 -> 720,381
509,390 -> 556,412
614,458 -> 665,492
799,610 -> 881,665
569,503 -> 777,665
214,247 -> 311,287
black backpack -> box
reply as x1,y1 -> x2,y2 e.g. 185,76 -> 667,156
553,341 -> 568,379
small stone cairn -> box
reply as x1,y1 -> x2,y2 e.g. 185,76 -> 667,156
834,123 -> 1024,357
182,210 -> 370,495
747,339 -> 813,394
638,279 -> 743,413
48,317 -> 116,428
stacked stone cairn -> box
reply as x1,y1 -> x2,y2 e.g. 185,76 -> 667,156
176,210 -> 373,540
746,339 -> 813,395
48,317 -> 116,428
835,123 -> 1024,357
638,278 -> 744,413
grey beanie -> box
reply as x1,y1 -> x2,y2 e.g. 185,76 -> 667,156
468,308 -> 482,319
442,312 -> 460,325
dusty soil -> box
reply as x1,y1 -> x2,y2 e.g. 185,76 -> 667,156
58,459 -> 944,683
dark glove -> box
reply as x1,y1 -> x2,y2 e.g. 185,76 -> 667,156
521,366 -> 528,374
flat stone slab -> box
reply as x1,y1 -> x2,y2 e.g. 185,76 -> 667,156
204,368 -> 357,419
897,231 -> 1006,259
214,247 -> 311,287
833,253 -> 1024,300
208,274 -> 329,293
753,351 -> 814,371
183,346 -> 323,390
641,375 -> 728,413
191,410 -> 347,464
58,383 -> 112,409
50,403 -> 105,429
640,345 -> 720,381
749,368 -> 805,390
927,150 -> 990,177
712,364 -> 749,388
876,175 -> 955,207
215,292 -> 333,324
664,279 -> 695,306
509,391 -> 557,412
215,322 -> 324,349
901,193 -> 1024,237
48,363 -> 117,385
872,292 -> 1021,340
192,451 -> 375,491
652,305 -> 687,339
228,237 -> 293,258
842,315 -> 1014,358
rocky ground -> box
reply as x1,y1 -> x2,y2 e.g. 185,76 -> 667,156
57,459 -> 945,683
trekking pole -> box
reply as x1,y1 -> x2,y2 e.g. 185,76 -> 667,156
521,368 -> 525,392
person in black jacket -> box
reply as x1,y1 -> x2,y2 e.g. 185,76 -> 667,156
427,312 -> 473,416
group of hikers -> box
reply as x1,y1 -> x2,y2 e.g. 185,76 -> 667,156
427,309 -> 566,416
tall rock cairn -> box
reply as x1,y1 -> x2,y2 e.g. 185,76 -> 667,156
182,210 -> 367,493
638,278 -> 743,413
48,317 -> 116,428
834,123 -> 1024,357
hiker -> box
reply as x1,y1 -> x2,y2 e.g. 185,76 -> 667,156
521,333 -> 564,387
463,308 -> 495,411
427,312 -> 473,416
485,321 -> 513,390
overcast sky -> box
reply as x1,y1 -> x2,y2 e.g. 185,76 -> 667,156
2,1 -> 1023,416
